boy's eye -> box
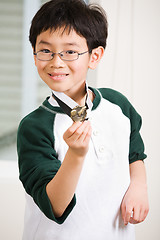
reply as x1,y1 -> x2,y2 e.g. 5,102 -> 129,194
40,49 -> 51,53
65,50 -> 77,55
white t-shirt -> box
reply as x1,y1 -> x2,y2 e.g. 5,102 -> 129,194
17,87 -> 146,240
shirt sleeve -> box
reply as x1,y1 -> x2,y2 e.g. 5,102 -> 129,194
17,109 -> 76,224
98,88 -> 147,164
128,104 -> 147,163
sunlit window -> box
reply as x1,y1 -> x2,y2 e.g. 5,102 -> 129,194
0,0 -> 23,159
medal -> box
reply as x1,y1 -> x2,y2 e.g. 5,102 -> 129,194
51,83 -> 92,122
70,105 -> 87,122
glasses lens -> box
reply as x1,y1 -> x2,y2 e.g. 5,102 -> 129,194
37,52 -> 52,61
36,51 -> 80,61
61,51 -> 78,61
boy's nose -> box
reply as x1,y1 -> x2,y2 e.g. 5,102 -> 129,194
49,54 -> 65,68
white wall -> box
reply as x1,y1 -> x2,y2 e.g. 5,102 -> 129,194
98,0 -> 160,239
0,160 -> 25,240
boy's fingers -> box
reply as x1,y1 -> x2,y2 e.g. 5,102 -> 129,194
64,121 -> 91,142
129,207 -> 144,224
74,121 -> 89,135
124,206 -> 133,225
71,121 -> 90,141
129,217 -> 138,224
120,202 -> 125,220
137,207 -> 148,223
132,207 -> 140,223
63,122 -> 82,139
78,122 -> 92,143
128,206 -> 149,224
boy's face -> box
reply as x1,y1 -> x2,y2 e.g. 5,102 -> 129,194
34,28 -> 96,99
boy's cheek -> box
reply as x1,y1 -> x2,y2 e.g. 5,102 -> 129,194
36,61 -> 47,71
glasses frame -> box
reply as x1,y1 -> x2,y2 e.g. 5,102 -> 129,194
33,50 -> 89,62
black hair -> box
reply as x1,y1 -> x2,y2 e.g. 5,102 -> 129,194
29,0 -> 108,51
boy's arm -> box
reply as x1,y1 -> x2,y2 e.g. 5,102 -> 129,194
46,121 -> 91,218
121,160 -> 149,225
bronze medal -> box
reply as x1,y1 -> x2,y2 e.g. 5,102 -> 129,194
70,105 -> 87,122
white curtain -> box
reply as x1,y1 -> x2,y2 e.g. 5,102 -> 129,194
97,1 -> 160,240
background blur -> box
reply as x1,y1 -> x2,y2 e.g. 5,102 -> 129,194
0,0 -> 159,239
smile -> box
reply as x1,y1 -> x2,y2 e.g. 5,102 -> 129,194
48,73 -> 69,80
49,74 -> 68,77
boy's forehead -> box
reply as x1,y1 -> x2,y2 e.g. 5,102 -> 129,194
36,28 -> 87,47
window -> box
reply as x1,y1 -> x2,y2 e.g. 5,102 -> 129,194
0,0 -> 23,154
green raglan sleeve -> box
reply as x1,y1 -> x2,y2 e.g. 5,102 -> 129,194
98,88 -> 147,163
127,103 -> 147,163
17,108 -> 76,224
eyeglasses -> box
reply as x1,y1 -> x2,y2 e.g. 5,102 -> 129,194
34,50 -> 89,61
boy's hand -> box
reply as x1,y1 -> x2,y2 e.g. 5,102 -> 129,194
121,181 -> 149,225
63,121 -> 92,157
46,121 -> 92,217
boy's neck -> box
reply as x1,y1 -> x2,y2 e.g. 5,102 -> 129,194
71,90 -> 86,106
52,82 -> 94,107
64,81 -> 87,106
74,89 -> 95,106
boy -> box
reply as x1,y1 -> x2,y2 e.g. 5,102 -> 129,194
17,0 -> 149,239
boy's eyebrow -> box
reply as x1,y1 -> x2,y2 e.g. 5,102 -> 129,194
62,42 -> 81,47
38,40 -> 52,46
38,40 -> 81,48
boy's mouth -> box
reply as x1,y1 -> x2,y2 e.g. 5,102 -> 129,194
49,73 -> 68,77
48,73 -> 69,81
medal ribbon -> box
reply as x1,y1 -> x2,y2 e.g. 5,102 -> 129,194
51,83 -> 93,122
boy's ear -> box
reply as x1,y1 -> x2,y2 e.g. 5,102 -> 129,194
33,48 -> 37,66
88,46 -> 104,70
